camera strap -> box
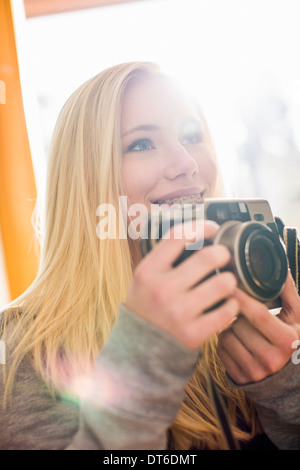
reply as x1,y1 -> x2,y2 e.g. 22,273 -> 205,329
275,217 -> 299,294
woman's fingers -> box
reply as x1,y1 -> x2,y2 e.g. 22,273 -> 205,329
218,323 -> 265,385
170,244 -> 232,291
162,296 -> 240,350
176,271 -> 237,316
128,271 -> 239,349
232,289 -> 297,350
230,315 -> 270,358
218,285 -> 300,384
185,297 -> 240,349
145,220 -> 219,272
217,340 -> 250,384
220,315 -> 288,379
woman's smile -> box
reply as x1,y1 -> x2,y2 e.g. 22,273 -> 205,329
152,188 -> 206,206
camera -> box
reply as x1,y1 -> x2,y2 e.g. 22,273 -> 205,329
140,199 -> 288,309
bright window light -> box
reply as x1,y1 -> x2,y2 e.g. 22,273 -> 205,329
20,0 -> 300,230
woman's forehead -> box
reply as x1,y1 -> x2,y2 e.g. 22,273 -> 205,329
121,76 -> 200,131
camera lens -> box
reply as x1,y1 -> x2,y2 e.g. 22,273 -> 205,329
214,221 -> 288,303
248,240 -> 274,283
245,229 -> 285,292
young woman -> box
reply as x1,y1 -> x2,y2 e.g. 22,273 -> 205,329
1,62 -> 299,450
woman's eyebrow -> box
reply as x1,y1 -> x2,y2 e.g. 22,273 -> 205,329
122,124 -> 160,137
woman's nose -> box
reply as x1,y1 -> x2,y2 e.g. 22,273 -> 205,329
163,143 -> 199,180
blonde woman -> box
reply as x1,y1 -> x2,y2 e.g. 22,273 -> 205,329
1,62 -> 300,450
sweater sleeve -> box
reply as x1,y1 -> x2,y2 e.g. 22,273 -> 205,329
0,305 -> 200,450
226,359 -> 300,450
67,304 -> 201,450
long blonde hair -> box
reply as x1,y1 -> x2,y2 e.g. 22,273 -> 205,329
2,62 -> 259,448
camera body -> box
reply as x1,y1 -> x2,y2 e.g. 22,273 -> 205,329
140,198 -> 288,310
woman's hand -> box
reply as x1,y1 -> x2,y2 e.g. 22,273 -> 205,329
124,221 -> 239,350
217,271 -> 300,385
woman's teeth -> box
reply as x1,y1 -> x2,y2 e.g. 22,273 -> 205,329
154,192 -> 204,206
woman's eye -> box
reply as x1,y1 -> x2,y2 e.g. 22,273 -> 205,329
128,139 -> 154,152
181,132 -> 203,145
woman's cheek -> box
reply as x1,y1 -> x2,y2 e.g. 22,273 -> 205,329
199,149 -> 218,193
121,159 -> 156,205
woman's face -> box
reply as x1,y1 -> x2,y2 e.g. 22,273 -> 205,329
120,76 -> 218,210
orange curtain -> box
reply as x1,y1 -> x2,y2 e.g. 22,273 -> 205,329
0,0 -> 38,301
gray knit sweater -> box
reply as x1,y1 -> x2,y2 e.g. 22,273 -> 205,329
0,304 -> 299,450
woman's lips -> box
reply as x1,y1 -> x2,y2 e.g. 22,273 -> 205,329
152,190 -> 205,205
